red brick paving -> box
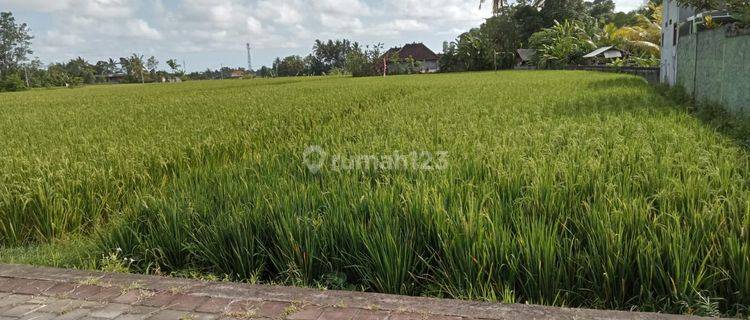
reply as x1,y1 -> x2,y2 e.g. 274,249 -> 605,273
0,263 -> 721,320
195,297 -> 234,313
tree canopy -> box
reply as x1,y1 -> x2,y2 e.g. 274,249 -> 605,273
0,12 -> 33,76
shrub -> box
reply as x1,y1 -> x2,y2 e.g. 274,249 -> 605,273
345,44 -> 383,77
0,73 -> 27,92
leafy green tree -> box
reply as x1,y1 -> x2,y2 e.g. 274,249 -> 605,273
146,56 -> 159,74
313,39 -> 357,74
540,0 -> 588,26
586,0 -> 616,21
0,73 -> 26,92
513,5 -> 546,44
166,59 -> 181,75
273,55 -> 305,77
727,0 -> 750,24
303,54 -> 326,75
255,66 -> 273,77
23,58 -> 49,87
46,63 -> 72,86
482,13 -> 523,68
0,12 -> 33,77
64,57 -> 95,84
608,11 -> 640,27
455,29 -> 494,71
438,42 -> 465,72
94,60 -> 110,80
345,43 -> 383,77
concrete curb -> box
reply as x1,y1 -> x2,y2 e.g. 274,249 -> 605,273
0,264 -> 721,320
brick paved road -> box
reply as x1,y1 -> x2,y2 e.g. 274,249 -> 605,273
0,264 -> 717,319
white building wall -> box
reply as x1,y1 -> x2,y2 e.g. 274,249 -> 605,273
661,0 -> 695,85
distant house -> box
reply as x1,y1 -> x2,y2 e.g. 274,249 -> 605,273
95,73 -> 128,84
229,70 -> 246,79
381,43 -> 440,74
583,46 -> 625,63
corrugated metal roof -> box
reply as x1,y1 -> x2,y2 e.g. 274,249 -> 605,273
603,50 -> 623,59
516,49 -> 536,61
583,46 -> 615,58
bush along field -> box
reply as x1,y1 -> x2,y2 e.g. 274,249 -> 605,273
0,71 -> 748,317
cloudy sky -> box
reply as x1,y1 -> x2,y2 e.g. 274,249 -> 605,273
4,0 -> 646,71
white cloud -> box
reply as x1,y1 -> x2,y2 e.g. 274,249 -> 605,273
42,30 -> 84,47
246,17 -> 263,35
79,0 -> 135,18
319,13 -> 363,30
69,16 -> 96,28
2,0 -> 75,12
256,1 -> 304,25
616,0 -> 649,12
313,0 -> 370,15
386,19 -> 429,32
125,19 -> 162,40
209,5 -> 235,27
383,0 -> 486,21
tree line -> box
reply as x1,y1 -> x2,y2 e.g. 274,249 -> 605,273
439,0 -> 664,72
0,11 -> 255,91
245,0 -> 668,78
0,11 -> 193,91
0,9 -> 387,92
254,39 -> 385,78
21,55 -> 187,88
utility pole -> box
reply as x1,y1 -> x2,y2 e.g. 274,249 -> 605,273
220,64 -> 224,79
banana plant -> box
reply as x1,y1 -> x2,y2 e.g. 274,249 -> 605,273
599,4 -> 662,57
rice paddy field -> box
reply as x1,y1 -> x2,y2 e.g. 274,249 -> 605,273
0,71 -> 749,316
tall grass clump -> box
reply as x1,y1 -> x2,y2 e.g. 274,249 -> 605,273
0,72 -> 748,316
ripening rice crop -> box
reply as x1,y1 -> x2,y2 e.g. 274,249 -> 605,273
0,72 -> 748,316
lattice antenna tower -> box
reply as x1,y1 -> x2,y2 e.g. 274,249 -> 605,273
246,43 -> 253,71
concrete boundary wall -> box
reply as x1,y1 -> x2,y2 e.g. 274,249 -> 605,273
542,65 -> 661,83
676,27 -> 750,114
